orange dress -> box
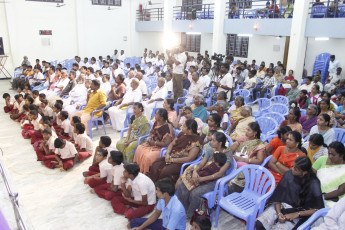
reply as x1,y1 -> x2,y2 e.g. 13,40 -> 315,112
269,146 -> 306,186
267,136 -> 285,156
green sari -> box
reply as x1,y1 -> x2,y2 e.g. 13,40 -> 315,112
116,115 -> 150,162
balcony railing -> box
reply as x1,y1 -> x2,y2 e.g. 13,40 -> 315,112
136,7 -> 164,21
173,3 -> 214,20
309,0 -> 345,18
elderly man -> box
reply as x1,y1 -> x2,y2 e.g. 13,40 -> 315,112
48,70 -> 77,106
63,75 -> 88,117
142,77 -> 168,119
135,72 -> 148,96
124,70 -> 135,90
108,78 -> 142,131
45,69 -> 70,100
71,79 -> 107,135
185,72 -> 204,106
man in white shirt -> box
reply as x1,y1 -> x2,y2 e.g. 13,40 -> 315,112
90,57 -> 100,71
186,56 -> 197,71
118,50 -> 126,62
112,49 -> 118,61
145,62 -> 154,76
186,72 -> 204,105
124,71 -> 135,90
111,63 -> 124,85
199,68 -> 211,89
156,55 -> 165,67
325,67 -> 343,93
101,61 -> 111,76
108,79 -> 142,131
86,67 -> 95,80
110,163 -> 156,220
136,72 -> 148,96
82,57 -> 90,68
170,45 -> 187,102
142,77 -> 168,119
328,55 -> 340,76
216,63 -> 234,100
243,69 -> 257,90
165,73 -> 173,94
299,76 -> 314,93
100,74 -> 111,96
46,69 -> 70,100
72,63 -> 81,80
141,53 -> 148,65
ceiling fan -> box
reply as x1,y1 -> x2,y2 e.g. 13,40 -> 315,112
107,6 -> 120,10
56,3 -> 66,7
148,0 -> 161,6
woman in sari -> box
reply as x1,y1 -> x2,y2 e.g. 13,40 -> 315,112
116,102 -> 150,162
265,125 -> 292,156
309,114 -> 335,146
191,94 -> 208,122
299,104 -> 318,136
148,119 -> 204,183
312,141 -> 345,207
296,89 -> 308,109
163,98 -> 177,123
302,134 -> 328,164
307,84 -> 321,106
256,156 -> 324,230
174,106 -> 205,133
227,95 -> 244,125
279,107 -> 303,134
268,131 -> 306,186
201,113 -> 223,141
278,69 -> 295,96
318,99 -> 336,127
176,132 -> 233,219
286,80 -> 300,102
228,106 -> 255,141
133,108 -> 174,174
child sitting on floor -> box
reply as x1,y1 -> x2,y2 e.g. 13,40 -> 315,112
69,116 -> 81,141
40,99 -> 54,120
32,90 -> 41,106
3,93 -> 15,113
59,111 -> 73,138
34,128 -> 56,161
10,94 -> 25,121
74,123 -> 92,162
84,148 -> 112,188
22,110 -> 42,140
52,103 -> 62,132
94,150 -> 124,200
43,138 -> 78,171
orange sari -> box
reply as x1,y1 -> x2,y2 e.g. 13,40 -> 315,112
269,146 -> 305,186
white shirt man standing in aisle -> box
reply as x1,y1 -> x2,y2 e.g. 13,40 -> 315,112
168,45 -> 187,102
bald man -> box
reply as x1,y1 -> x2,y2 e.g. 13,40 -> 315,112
108,78 -> 142,131
142,77 -> 168,119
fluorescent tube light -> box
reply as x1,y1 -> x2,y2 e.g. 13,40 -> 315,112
315,37 -> 329,41
186,32 -> 202,35
238,34 -> 253,37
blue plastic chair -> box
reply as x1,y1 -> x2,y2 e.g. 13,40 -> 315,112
247,98 -> 271,117
175,89 -> 189,114
256,117 -> 279,141
271,96 -> 289,106
234,89 -> 250,104
264,112 -> 286,126
339,5 -> 345,17
224,133 -> 234,148
333,128 -> 345,142
263,103 -> 289,117
88,108 -> 107,139
202,158 -> 237,224
311,5 -> 327,18
179,150 -> 205,176
297,208 -> 330,230
204,86 -> 217,108
120,127 -> 150,157
216,165 -> 276,229
261,155 -> 272,167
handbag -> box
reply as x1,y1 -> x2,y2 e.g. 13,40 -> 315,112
190,197 -> 211,225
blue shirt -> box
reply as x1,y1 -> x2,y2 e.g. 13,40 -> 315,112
157,195 -> 186,230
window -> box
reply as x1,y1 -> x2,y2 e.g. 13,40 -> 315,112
181,33 -> 201,53
229,0 -> 252,9
182,0 -> 203,11
26,0 -> 63,2
92,0 -> 121,6
226,34 -> 249,58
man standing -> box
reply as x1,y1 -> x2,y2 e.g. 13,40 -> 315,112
215,63 -> 233,100
169,45 -> 187,102
328,55 -> 340,76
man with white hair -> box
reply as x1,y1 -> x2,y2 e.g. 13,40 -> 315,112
63,74 -> 88,117
135,72 -> 148,96
142,77 -> 168,119
124,70 -> 135,90
108,78 -> 142,131
111,63 -> 124,85
185,72 -> 204,106
45,69 -> 70,100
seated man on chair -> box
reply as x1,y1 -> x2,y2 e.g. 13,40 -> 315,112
252,69 -> 277,100
185,72 -> 204,106
108,78 -> 142,132
71,79 -> 107,135
142,77 -> 168,119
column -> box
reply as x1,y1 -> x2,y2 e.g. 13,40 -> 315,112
286,0 -> 311,82
163,0 -> 175,50
211,0 -> 227,55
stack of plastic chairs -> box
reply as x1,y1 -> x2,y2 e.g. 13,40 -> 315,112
271,96 -> 289,106
312,53 -> 331,83
264,112 -> 285,126
339,5 -> 345,17
311,5 -> 328,18
333,128 -> 345,142
175,89 -> 189,114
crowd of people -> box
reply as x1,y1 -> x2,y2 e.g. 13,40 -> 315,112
2,46 -> 345,229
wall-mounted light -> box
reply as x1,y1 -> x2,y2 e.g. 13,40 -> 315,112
315,37 -> 329,41
186,32 -> 202,35
253,23 -> 259,31
275,36 -> 281,40
189,23 -> 193,29
238,34 -> 253,37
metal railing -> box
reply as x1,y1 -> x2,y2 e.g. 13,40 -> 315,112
0,151 -> 31,230
173,3 -> 214,20
309,0 -> 345,18
136,7 -> 164,21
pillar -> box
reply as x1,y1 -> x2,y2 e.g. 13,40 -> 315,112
286,0 -> 312,81
211,0 -> 227,55
163,0 -> 175,50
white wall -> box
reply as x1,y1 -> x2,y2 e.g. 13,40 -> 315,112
304,38 -> 345,75
132,32 -> 165,57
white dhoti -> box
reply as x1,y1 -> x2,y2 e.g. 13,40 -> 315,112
108,106 -> 130,131
64,105 -> 78,118
142,101 -> 163,120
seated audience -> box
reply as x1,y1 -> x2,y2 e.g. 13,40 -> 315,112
186,72 -> 204,106
300,104 -> 318,136
296,89 -> 308,109
256,156 -> 324,230
161,99 -> 177,124
174,106 -> 205,133
148,119 -> 204,183
228,106 -> 255,141
176,132 -> 232,219
108,74 -> 126,101
109,78 -> 142,132
191,94 -> 208,122
74,123 -> 93,162
134,108 -> 174,174
214,100 -> 229,131
142,77 -> 167,119
228,95 -> 245,125
299,76 -> 313,93
129,178 -> 186,230
318,99 -> 336,127
280,107 -> 303,134
116,102 -> 150,162
312,141 -> 345,207
252,69 -> 276,100
268,131 -> 306,185
302,134 -> 328,164
63,75 -> 88,117
265,126 -> 292,156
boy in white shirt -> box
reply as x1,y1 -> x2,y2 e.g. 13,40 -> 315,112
110,163 -> 156,220
59,111 -> 72,138
94,150 -> 125,200
74,123 -> 93,162
42,138 -> 78,170
34,128 -> 56,161
84,148 -> 112,188
40,99 -> 53,119
52,103 -> 63,131
2,93 -> 15,113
